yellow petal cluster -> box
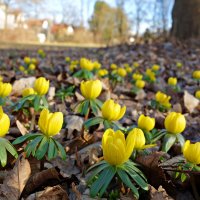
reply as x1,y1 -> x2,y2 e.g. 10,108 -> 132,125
0,107 -> 10,137
102,99 -> 126,121
152,64 -> 160,71
117,68 -> 127,77
98,69 -> 108,77
135,80 -> 145,89
102,129 -> 135,166
80,58 -> 94,71
22,88 -> 35,97
38,109 -> 63,137
138,114 -> 155,131
0,82 -> 12,97
132,73 -> 143,81
80,80 -> 102,99
34,77 -> 49,95
183,140 -> 200,165
168,77 -> 177,86
155,91 -> 171,108
164,112 -> 186,134
192,70 -> 200,79
195,90 -> 200,99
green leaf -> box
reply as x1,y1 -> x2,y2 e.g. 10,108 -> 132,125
117,169 -> 139,199
124,164 -> 148,190
94,99 -> 103,109
87,160 -> 107,173
35,136 -> 49,160
81,100 -> 89,116
25,135 -> 44,157
34,95 -> 41,111
87,162 -> 110,184
181,173 -> 187,182
12,133 -> 42,145
54,140 -> 67,160
103,120 -> 112,130
73,69 -> 83,77
84,117 -> 103,129
90,166 -> 115,197
176,134 -> 185,147
162,134 -> 176,152
48,138 -> 56,160
99,166 -> 116,197
151,130 -> 167,143
41,96 -> 48,108
0,144 -> 7,167
90,100 -> 98,115
4,140 -> 18,159
125,161 -> 147,181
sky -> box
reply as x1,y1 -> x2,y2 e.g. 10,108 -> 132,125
14,0 -> 174,34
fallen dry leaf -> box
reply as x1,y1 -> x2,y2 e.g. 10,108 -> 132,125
0,155 -> 31,200
184,91 -> 199,113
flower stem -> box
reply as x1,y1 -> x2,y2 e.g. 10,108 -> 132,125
81,107 -> 90,141
30,108 -> 36,131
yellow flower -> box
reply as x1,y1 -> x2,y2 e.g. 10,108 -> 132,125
19,66 -> 25,71
168,77 -> 177,86
146,69 -> 156,82
192,70 -> 200,79
0,76 -> 3,82
152,64 -> 160,71
65,57 -> 71,62
31,58 -> 37,64
93,61 -> 101,69
110,64 -> 117,70
28,64 -> 36,70
155,91 -> 171,108
0,107 -> 10,137
0,82 -> 12,97
38,108 -> 63,137
102,129 -> 135,165
24,57 -> 31,64
132,73 -> 143,81
164,112 -> 186,134
126,67 -> 132,73
117,68 -> 127,77
135,80 -> 145,89
133,62 -> 139,68
138,114 -> 155,131
98,69 -> 108,77
69,64 -> 76,72
80,80 -> 102,99
22,88 -> 35,97
176,62 -> 182,68
34,77 -> 49,95
183,140 -> 200,165
195,90 -> 200,99
102,99 -> 126,121
80,58 -> 94,71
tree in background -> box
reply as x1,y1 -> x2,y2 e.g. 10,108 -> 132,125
171,0 -> 200,40
89,0 -> 129,44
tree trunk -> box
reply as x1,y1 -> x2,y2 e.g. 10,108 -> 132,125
171,0 -> 200,40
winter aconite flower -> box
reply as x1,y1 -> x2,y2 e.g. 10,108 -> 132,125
102,129 -> 135,165
117,68 -> 127,77
164,112 -> 186,134
132,73 -> 143,81
129,128 -> 154,150
138,114 -> 155,132
80,58 -> 94,71
168,77 -> 177,86
0,107 -> 10,137
0,82 -> 12,97
98,69 -> 108,77
110,64 -> 117,70
93,61 -> 101,69
183,140 -> 200,165
38,108 -> 63,137
195,90 -> 200,99
192,70 -> 200,79
34,77 -> 49,95
22,88 -> 35,97
155,91 -> 171,108
101,99 -> 126,121
135,80 -> 145,89
28,63 -> 36,70
152,64 -> 160,71
80,80 -> 102,99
